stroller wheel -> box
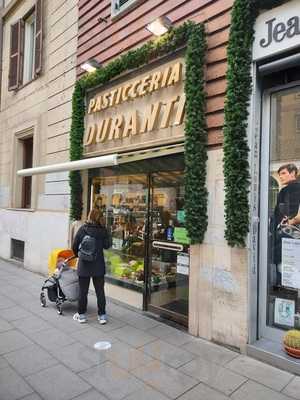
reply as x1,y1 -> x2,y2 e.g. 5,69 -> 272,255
56,299 -> 63,315
40,292 -> 46,307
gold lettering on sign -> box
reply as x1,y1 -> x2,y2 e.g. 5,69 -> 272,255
173,94 -> 186,126
94,97 -> 102,112
123,111 -> 138,137
96,119 -> 111,143
140,102 -> 162,134
109,89 -> 118,107
84,60 -> 186,148
122,84 -> 132,102
102,93 -> 110,109
84,124 -> 96,145
108,115 -> 124,140
88,99 -> 96,114
167,62 -> 182,86
139,75 -> 151,96
160,96 -> 179,129
129,80 -> 141,98
87,61 -> 184,114
149,71 -> 162,93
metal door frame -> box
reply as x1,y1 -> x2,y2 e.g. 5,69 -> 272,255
144,171 -> 189,326
259,82 -> 300,342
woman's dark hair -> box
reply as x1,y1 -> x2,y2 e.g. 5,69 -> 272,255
87,208 -> 102,224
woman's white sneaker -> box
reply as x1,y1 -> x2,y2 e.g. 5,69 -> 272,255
73,313 -> 87,323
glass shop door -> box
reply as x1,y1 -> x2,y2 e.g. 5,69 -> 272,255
147,171 -> 189,326
259,84 -> 300,342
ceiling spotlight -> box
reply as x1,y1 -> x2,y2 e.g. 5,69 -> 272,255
146,16 -> 172,36
80,59 -> 101,73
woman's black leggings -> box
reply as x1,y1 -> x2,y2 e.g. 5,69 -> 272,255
78,276 -> 106,315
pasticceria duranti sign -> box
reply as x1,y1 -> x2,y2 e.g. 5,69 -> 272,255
83,57 -> 185,156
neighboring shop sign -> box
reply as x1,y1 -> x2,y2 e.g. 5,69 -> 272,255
83,58 -> 185,156
253,0 -> 300,61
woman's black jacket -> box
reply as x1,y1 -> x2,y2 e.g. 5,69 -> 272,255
72,222 -> 110,277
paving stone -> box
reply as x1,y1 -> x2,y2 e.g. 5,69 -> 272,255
0,305 -> 33,321
105,340 -> 154,371
89,315 -> 127,332
182,338 -> 238,366
0,366 -> 33,400
111,325 -> 157,348
0,317 -> 13,332
282,376 -> 300,399
79,361 -> 144,400
11,315 -> 52,334
50,342 -> 103,372
121,311 -> 160,330
71,326 -> 119,348
140,339 -> 195,368
0,356 -> 9,369
0,294 -> 15,309
227,355 -> 293,391
123,385 -> 170,400
19,394 -> 42,400
29,327 -> 77,351
177,383 -> 230,400
71,389 -> 108,400
0,330 -> 33,355
148,324 -> 194,346
179,357 -> 247,395
26,364 -> 91,400
4,344 -> 58,377
231,380 -> 293,400
132,360 -> 198,399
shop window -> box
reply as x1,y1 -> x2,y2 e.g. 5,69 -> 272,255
11,239 -> 24,262
111,0 -> 142,18
19,137 -> 33,208
8,0 -> 43,90
267,86 -> 300,330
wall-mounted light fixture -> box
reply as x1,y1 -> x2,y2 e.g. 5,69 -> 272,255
146,16 -> 172,36
80,59 -> 101,73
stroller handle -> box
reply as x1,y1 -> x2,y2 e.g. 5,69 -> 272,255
64,255 -> 77,264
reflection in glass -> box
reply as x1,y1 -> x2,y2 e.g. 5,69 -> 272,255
267,87 -> 300,330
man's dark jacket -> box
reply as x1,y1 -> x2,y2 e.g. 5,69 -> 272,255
72,222 -> 110,277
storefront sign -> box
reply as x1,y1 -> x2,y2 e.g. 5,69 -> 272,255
83,58 -> 185,156
253,0 -> 300,61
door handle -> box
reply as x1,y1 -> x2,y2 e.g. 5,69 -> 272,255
152,241 -> 183,252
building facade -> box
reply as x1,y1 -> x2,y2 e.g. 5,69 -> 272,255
0,0 -> 299,372
76,0 -> 246,349
0,0 -> 78,273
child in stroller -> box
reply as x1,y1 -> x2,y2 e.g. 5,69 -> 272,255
40,249 -> 79,315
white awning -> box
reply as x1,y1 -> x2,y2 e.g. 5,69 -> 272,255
17,154 -> 118,177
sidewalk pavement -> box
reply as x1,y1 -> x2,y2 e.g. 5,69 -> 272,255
1,259 -> 300,400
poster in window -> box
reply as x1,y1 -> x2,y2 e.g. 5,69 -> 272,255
274,298 -> 295,327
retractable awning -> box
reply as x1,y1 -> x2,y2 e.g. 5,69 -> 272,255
17,143 -> 184,177
17,154 -> 118,177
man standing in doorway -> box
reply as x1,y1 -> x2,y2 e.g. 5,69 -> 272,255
272,163 -> 300,285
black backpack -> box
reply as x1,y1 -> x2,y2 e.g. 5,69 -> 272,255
78,233 -> 98,262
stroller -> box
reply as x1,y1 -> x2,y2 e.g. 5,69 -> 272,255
40,249 -> 79,315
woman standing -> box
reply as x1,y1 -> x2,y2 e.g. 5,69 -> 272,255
72,208 -> 110,324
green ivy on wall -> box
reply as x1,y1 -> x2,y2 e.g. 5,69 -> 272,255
223,0 -> 287,247
69,21 -> 208,244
